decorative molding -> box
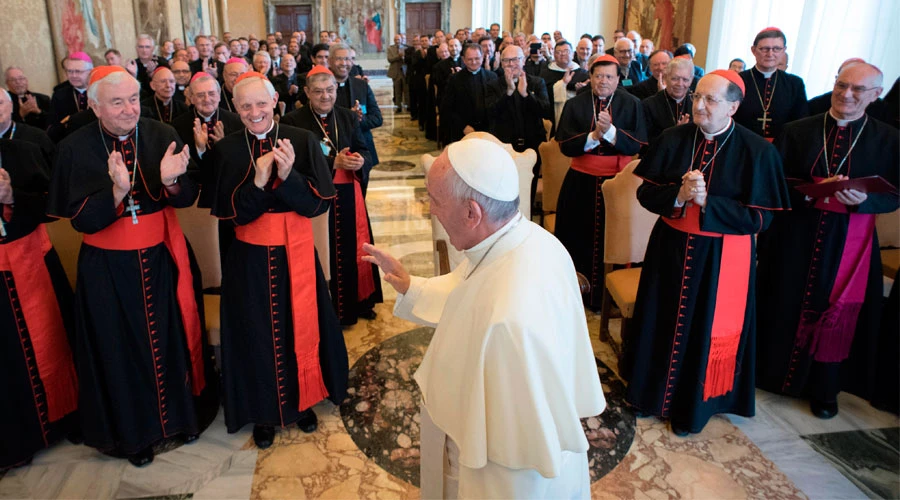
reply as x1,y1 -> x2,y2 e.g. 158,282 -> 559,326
263,0 -> 321,38
398,0 -> 450,37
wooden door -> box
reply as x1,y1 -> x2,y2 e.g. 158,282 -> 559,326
275,5 -> 313,42
405,2 -> 441,39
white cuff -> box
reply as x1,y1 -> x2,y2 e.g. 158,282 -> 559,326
583,134 -> 601,152
602,124 -> 617,144
674,198 -> 685,207
393,275 -> 428,322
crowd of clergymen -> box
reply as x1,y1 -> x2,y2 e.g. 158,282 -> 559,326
1,22 -> 897,477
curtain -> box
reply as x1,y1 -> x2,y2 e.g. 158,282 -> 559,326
534,0 -> 601,41
472,0 -> 505,31
706,0 -> 899,97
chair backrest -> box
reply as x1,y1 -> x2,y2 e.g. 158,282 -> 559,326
877,209 -> 900,248
176,204 -> 221,289
45,220 -> 82,289
600,160 -> 657,265
543,119 -> 552,142
422,133 -> 536,274
312,211 -> 331,281
538,139 -> 569,213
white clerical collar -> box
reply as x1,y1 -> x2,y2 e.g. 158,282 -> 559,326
199,111 -> 215,122
469,68 -> 481,75
549,61 -> 578,72
75,87 -> 87,94
118,134 -> 130,141
701,120 -> 733,140
754,65 -> 775,78
828,110 -> 852,127
252,121 -> 275,139
464,212 -> 523,265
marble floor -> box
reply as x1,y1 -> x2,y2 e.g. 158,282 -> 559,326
2,77 -> 898,500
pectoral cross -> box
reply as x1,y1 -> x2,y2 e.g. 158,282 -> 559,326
126,196 -> 141,225
757,110 -> 772,129
0,217 -> 6,237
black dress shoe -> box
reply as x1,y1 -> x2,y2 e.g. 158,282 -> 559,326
811,399 -> 839,419
670,421 -> 690,437
183,433 -> 200,444
127,446 -> 154,467
358,308 -> 377,320
297,409 -> 318,433
253,425 -> 275,449
66,429 -> 84,445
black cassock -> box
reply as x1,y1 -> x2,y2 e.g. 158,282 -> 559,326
282,106 -> 384,326
1,139 -> 77,469
642,90 -> 693,152
47,118 -> 213,455
335,77 -> 383,190
441,69 -> 498,144
1,121 -> 56,172
622,121 -> 789,432
554,88 -> 646,309
733,68 -> 808,141
756,113 -> 899,410
141,96 -> 189,125
48,82 -> 89,143
211,123 -> 348,432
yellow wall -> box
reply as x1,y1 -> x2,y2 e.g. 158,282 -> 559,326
227,0 -> 267,39
0,0 -> 58,95
691,0 -> 714,69
450,1 -> 473,34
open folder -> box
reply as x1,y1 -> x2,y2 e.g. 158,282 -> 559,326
795,176 -> 899,198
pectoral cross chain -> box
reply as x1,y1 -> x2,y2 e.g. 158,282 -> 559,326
126,196 -> 141,225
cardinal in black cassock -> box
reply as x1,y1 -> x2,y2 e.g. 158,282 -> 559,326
554,56 -> 646,310
756,63 -> 900,418
0,117 -> 56,173
210,72 -> 348,448
283,66 -> 384,326
622,71 -> 790,436
47,66 -> 211,467
733,28 -> 808,142
1,139 -> 78,470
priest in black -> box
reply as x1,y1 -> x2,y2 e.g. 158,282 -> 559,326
330,44 -> 383,191
48,53 -> 93,143
554,55 -> 646,311
431,40 -> 464,145
627,50 -> 671,101
442,44 -> 498,144
47,67 -> 208,467
622,71 -> 790,436
485,46 -> 551,155
1,90 -> 56,170
219,58 -> 250,114
756,63 -> 900,419
733,28 -> 808,142
6,67 -> 51,130
642,57 -> 694,150
540,41 -> 589,128
1,139 -> 78,470
808,60 -> 896,129
141,68 -> 189,124
210,72 -> 347,448
283,66 -> 384,326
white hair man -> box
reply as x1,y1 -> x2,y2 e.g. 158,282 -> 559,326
134,33 -> 170,93
4,66 -> 52,130
363,137 -> 606,498
641,55 -> 694,145
757,62 -> 898,419
46,65 -> 206,468
141,67 -> 188,124
208,70 -> 347,449
614,37 -> 644,87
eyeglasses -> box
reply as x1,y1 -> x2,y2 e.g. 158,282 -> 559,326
834,81 -> 879,95
690,92 -> 727,105
616,49 -> 634,55
500,57 -> 522,65
755,46 -> 785,54
66,69 -> 91,75
332,56 -> 352,62
308,87 -> 336,97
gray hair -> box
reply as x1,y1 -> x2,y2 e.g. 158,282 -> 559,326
190,73 -> 221,91
665,57 -> 694,76
233,75 -> 276,100
137,33 -> 155,46
3,66 -> 22,79
87,70 -> 140,102
328,42 -> 351,59
305,71 -> 336,88
253,51 -> 271,64
445,166 -> 519,224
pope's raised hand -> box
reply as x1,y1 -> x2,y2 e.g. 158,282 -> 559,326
160,141 -> 190,186
362,243 -> 411,294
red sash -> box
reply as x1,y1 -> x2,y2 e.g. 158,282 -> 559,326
570,154 -> 632,178
794,177 -> 875,362
82,208 -> 205,396
333,169 -> 376,300
235,212 -> 329,411
0,225 -> 78,422
663,205 -> 751,401
765,138 -> 774,143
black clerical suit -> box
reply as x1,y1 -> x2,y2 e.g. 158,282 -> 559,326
642,90 -> 693,150
485,73 -> 551,153
48,81 -> 89,142
1,121 -> 56,172
441,68 -> 498,144
10,91 -> 52,130
734,67 -> 808,141
335,77 -> 383,189
141,96 -> 189,124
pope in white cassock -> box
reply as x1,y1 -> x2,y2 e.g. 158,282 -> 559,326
363,138 -> 606,499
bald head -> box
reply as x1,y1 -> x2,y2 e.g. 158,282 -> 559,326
614,38 -> 635,67
0,87 -> 10,103
831,63 -> 883,121
501,45 -> 525,75
150,67 -> 176,102
0,88 -> 13,131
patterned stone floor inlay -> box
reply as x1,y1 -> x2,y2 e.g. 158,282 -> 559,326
801,427 -> 900,499
375,160 -> 417,171
340,328 -> 635,487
